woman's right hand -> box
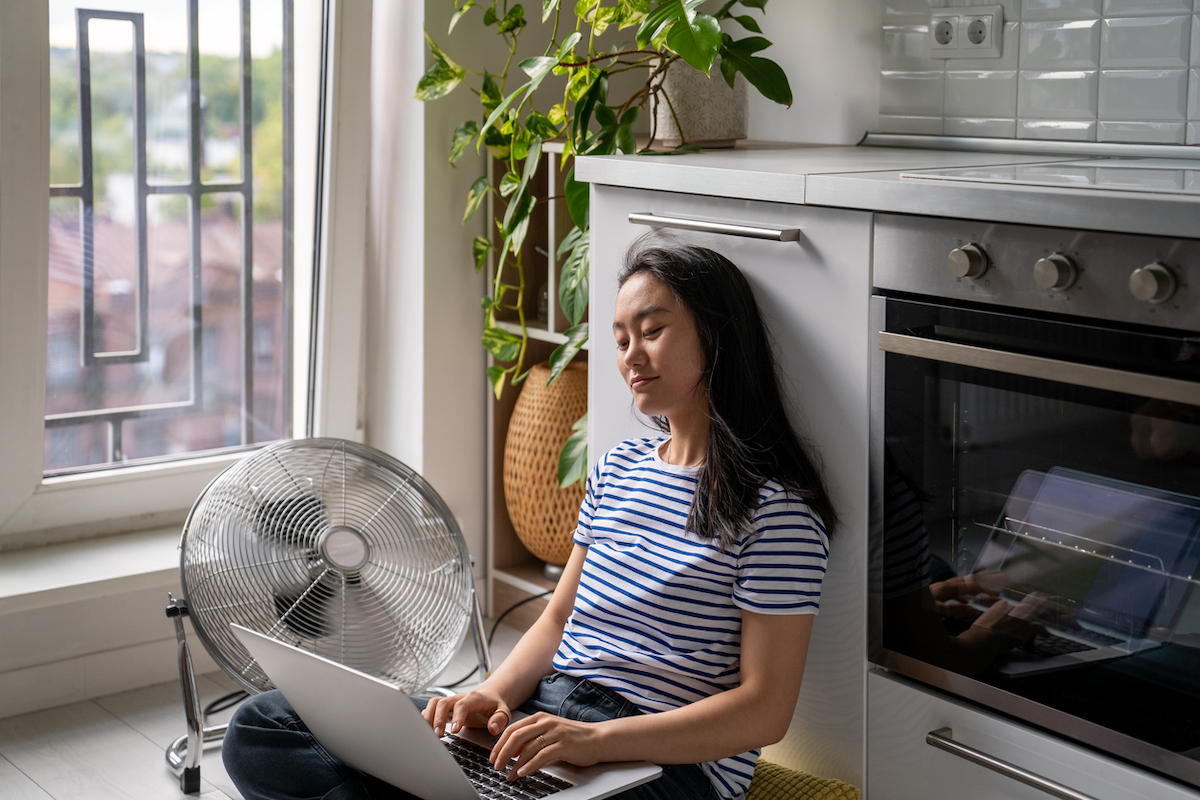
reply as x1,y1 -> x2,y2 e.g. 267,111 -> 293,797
422,688 -> 513,738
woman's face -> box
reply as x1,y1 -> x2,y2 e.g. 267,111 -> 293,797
612,272 -> 707,423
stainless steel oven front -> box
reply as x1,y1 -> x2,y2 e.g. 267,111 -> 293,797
869,212 -> 1200,789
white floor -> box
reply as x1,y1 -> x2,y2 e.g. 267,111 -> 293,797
0,623 -> 523,800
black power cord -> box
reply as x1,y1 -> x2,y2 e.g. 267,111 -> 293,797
438,589 -> 554,689
203,690 -> 250,724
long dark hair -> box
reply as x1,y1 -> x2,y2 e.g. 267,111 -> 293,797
618,239 -> 838,549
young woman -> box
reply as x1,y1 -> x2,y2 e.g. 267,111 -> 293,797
223,240 -> 836,800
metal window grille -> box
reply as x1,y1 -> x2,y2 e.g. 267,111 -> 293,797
47,0 -> 294,469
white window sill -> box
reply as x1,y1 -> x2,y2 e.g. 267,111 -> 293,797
0,526 -> 181,615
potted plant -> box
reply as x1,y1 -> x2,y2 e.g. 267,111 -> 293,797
416,0 -> 793,486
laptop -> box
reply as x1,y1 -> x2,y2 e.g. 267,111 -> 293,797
969,468 -> 1200,677
230,623 -> 661,800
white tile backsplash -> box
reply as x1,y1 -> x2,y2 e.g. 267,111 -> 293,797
1018,69 -> 1100,116
1103,0 -> 1192,15
944,116 -> 1019,135
1023,0 -> 1103,18
1100,15 -> 1190,66
878,0 -> 1200,144
1099,68 -> 1189,117
1097,119 -> 1188,140
1018,118 -> 1099,137
1021,19 -> 1102,68
946,70 -> 1020,115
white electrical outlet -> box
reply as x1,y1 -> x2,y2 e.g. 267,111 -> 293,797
930,5 -> 1003,59
930,11 -> 959,54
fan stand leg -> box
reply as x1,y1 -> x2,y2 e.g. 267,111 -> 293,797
166,594 -> 204,794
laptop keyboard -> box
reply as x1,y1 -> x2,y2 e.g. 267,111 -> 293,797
445,735 -> 576,799
1019,629 -> 1122,658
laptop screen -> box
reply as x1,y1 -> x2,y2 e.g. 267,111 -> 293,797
992,470 -> 1200,637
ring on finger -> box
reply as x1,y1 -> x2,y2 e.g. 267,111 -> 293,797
537,734 -> 547,750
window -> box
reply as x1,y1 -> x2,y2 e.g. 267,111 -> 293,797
0,0 -> 369,543
46,1 -> 293,471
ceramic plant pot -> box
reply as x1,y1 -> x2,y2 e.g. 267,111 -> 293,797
651,59 -> 748,148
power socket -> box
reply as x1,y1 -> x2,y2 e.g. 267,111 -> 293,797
929,5 -> 1003,60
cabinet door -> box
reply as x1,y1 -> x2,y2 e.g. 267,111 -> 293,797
869,670 -> 1200,800
588,185 -> 872,788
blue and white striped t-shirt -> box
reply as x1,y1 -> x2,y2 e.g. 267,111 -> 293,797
552,437 -> 830,800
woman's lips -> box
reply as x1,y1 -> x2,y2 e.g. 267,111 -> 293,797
630,375 -> 655,390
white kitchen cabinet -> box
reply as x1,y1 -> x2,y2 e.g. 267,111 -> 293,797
587,184 -> 872,789
869,669 -> 1200,800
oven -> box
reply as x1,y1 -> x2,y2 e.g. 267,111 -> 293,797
869,210 -> 1200,789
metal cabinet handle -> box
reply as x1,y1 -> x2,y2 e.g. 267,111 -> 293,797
879,331 -> 1200,407
628,212 -> 802,242
927,728 -> 1099,800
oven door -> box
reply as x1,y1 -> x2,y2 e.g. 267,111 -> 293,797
870,294 -> 1200,788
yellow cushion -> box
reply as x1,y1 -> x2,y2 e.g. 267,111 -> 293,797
745,758 -> 861,800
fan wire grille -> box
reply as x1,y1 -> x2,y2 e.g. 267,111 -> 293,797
180,439 -> 472,695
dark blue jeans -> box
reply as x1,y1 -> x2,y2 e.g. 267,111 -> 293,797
222,672 -> 718,800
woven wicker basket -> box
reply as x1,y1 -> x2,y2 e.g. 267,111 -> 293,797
503,361 -> 588,566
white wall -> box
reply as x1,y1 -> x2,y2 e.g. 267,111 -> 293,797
747,0 -> 882,144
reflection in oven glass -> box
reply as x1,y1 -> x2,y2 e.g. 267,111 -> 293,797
876,300 -> 1200,769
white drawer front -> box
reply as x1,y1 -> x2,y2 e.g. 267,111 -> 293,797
868,670 -> 1200,800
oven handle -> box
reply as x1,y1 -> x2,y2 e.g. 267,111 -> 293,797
927,728 -> 1098,800
628,212 -> 802,242
879,331 -> 1200,406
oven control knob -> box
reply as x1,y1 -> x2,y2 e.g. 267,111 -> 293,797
948,244 -> 989,279
1129,262 -> 1176,303
1034,253 -> 1077,291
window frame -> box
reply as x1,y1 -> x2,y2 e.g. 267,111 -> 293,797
0,0 -> 370,546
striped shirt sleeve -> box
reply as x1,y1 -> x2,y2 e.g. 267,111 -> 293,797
572,459 -> 603,547
733,489 -> 830,615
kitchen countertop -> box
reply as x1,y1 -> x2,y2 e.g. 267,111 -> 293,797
576,143 -> 1200,238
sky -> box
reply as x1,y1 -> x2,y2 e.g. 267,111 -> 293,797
48,0 -> 283,58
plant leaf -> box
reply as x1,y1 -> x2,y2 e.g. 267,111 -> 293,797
480,72 -> 503,114
483,2 -> 498,25
486,364 -> 509,399
479,83 -> 531,145
557,411 -> 589,488
548,322 -> 589,384
449,119 -> 478,166
665,11 -> 721,74
497,4 -> 527,33
731,13 -> 761,33
472,236 -> 492,272
542,0 -> 560,21
719,36 -> 792,106
526,109 -> 560,139
504,190 -> 536,254
558,225 -> 589,324
449,1 -> 476,34
556,224 -> 583,260
416,33 -> 467,100
555,31 -> 582,61
564,166 -> 589,229
520,55 -> 559,87
482,325 -> 522,362
463,175 -> 491,224
637,0 -> 694,49
740,0 -> 768,9
499,171 -> 521,197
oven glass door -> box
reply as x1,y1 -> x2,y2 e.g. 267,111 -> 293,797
872,296 -> 1200,785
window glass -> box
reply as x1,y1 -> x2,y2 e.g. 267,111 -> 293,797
46,0 -> 294,473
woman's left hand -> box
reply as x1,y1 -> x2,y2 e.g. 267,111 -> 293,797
489,712 -> 606,780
